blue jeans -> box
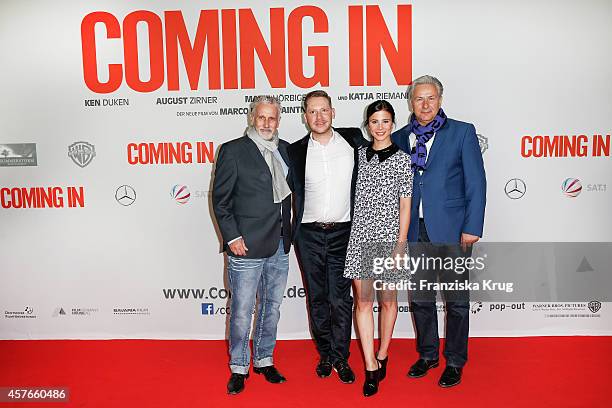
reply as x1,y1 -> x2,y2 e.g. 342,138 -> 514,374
227,240 -> 289,374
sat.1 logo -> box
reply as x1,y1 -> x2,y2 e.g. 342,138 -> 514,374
171,185 -> 191,204
561,178 -> 582,198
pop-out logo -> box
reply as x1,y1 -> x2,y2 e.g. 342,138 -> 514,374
127,141 -> 215,165
521,134 -> 610,158
81,5 -> 412,93
0,187 -> 85,209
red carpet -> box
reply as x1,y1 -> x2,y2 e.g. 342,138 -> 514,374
0,337 -> 609,407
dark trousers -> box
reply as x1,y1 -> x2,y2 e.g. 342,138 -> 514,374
410,219 -> 470,368
295,223 -> 353,363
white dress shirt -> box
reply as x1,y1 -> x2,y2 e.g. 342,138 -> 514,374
302,131 -> 354,223
409,132 -> 436,218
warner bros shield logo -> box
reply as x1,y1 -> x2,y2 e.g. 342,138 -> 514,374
588,301 -> 601,314
68,142 -> 96,167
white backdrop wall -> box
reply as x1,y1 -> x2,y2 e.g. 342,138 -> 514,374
1,0 -> 611,340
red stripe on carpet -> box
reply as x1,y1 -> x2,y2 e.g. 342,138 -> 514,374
0,337 -> 609,407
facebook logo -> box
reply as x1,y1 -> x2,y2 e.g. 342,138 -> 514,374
201,303 -> 214,315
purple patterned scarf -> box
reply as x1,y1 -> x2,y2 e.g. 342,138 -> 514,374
410,108 -> 447,171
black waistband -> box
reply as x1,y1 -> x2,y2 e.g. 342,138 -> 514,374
302,221 -> 351,231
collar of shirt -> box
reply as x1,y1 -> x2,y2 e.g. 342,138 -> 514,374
409,132 -> 436,148
309,130 -> 340,148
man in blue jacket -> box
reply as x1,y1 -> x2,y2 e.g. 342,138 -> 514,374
392,75 -> 486,388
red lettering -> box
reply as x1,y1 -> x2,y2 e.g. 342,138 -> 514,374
168,143 -> 180,163
523,135 -> 593,158
0,187 -> 66,208
288,6 -> 329,88
564,136 -> 577,156
182,142 -> 193,163
139,143 -> 150,164
543,136 -> 559,157
222,10 -> 239,89
593,134 -> 610,157
149,143 -> 164,163
123,11 -> 165,92
531,136 -> 543,157
521,136 -> 532,157
165,10 -> 221,90
81,7 -> 413,92
348,6 -> 364,86
21,187 -> 36,207
81,12 -> 123,93
577,135 -> 588,157
39,187 -> 53,208
11,188 -> 23,208
127,143 -> 138,164
239,8 -> 286,88
197,142 -> 215,163
53,187 -> 64,208
366,5 -> 411,86
128,142 -> 198,164
1,188 -> 10,208
68,187 -> 85,208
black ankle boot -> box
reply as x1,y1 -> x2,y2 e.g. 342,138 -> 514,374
376,355 -> 388,381
363,368 -> 379,397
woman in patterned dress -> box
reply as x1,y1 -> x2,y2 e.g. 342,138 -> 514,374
343,100 -> 413,396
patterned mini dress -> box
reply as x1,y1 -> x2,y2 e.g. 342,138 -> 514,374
343,144 -> 413,282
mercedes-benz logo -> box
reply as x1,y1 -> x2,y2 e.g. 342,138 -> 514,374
504,178 -> 526,199
115,185 -> 136,206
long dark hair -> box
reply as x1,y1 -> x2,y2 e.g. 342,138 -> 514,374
363,100 -> 395,128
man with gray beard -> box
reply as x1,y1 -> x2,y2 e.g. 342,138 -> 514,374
212,95 -> 292,395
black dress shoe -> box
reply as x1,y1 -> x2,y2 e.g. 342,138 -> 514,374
316,357 -> 333,378
363,368 -> 379,397
227,373 -> 248,395
253,365 -> 286,383
407,358 -> 439,378
438,366 -> 462,388
376,355 -> 388,381
333,360 -> 355,384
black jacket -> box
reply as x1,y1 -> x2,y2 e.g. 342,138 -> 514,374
287,127 -> 368,241
212,136 -> 292,258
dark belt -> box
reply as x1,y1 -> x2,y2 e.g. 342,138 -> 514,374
304,221 -> 351,231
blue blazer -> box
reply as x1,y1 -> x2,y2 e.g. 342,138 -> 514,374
392,118 -> 486,243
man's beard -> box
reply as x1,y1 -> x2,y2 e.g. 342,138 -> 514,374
258,129 -> 274,140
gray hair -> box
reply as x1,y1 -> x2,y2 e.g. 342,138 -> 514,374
407,75 -> 443,112
249,95 -> 281,123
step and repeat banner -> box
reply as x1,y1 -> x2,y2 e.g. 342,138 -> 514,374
1,0 -> 611,339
